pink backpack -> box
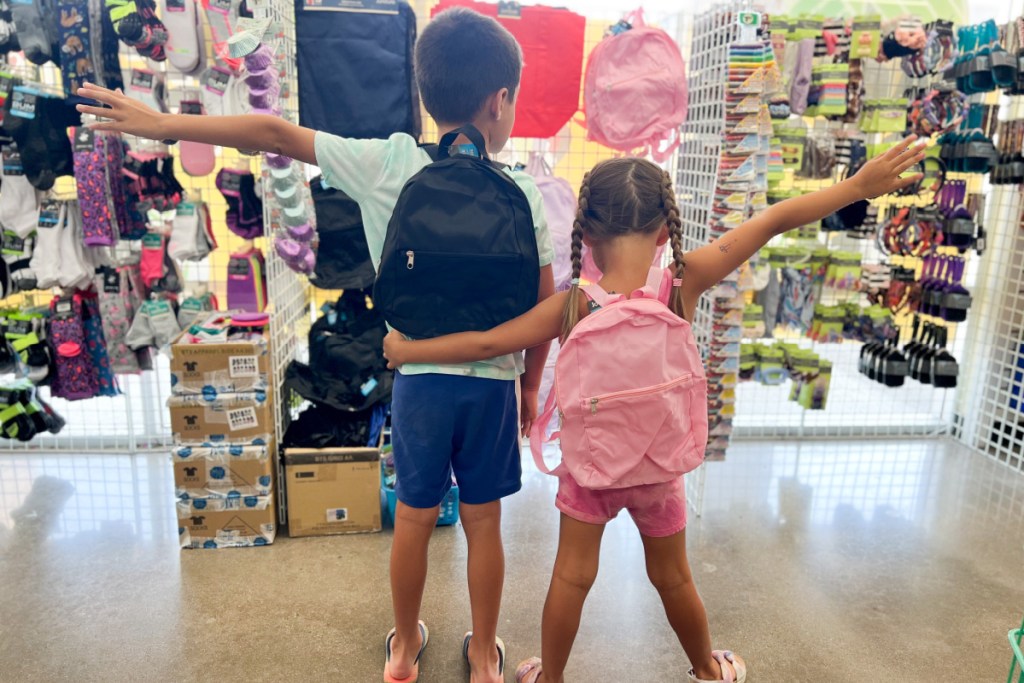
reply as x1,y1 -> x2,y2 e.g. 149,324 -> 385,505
525,153 -> 577,291
579,10 -> 688,162
531,267 -> 708,489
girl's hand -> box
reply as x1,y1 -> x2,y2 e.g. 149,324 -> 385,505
520,387 -> 539,437
383,329 -> 408,370
850,135 -> 928,199
75,83 -> 166,140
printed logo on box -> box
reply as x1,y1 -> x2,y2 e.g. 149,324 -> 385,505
183,415 -> 201,429
327,508 -> 349,523
190,516 -> 207,527
182,361 -> 200,374
183,466 -> 199,478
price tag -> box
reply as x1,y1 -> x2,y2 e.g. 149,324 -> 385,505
180,100 -> 204,116
2,231 -> 25,253
301,0 -> 398,13
204,67 -> 231,96
130,69 -> 155,91
737,11 -> 761,41
497,1 -> 520,18
54,298 -> 75,319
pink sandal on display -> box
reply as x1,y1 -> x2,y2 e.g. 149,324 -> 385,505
688,650 -> 747,683
514,657 -> 543,683
383,621 -> 429,683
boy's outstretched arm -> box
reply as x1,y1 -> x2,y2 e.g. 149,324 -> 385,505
682,135 -> 927,300
521,264 -> 556,434
76,84 -> 317,165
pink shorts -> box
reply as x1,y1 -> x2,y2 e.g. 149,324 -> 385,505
555,474 -> 688,537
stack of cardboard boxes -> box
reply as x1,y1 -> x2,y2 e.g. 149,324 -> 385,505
168,315 -> 279,548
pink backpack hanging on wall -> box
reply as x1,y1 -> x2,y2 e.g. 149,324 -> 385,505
579,8 -> 688,161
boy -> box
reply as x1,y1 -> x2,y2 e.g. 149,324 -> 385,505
77,8 -> 554,683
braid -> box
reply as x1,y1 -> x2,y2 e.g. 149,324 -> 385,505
561,173 -> 590,342
661,171 -> 687,320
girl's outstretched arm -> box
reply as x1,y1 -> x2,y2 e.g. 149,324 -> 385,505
383,291 -> 568,367
681,135 -> 927,300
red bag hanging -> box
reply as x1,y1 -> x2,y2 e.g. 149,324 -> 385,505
431,1 -> 585,139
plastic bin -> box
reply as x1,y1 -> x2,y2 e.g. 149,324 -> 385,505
382,484 -> 460,527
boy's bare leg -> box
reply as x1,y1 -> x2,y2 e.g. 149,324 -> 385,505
536,514 -> 606,683
461,500 -> 505,683
388,502 -> 440,679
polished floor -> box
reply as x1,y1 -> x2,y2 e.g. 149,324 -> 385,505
1,439 -> 1022,682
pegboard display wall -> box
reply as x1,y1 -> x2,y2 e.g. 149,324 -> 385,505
0,0 -> 306,453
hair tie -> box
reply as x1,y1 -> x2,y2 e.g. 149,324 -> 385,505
673,278 -> 683,287
571,278 -> 581,286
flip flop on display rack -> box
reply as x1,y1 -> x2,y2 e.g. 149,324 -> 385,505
383,621 -> 428,683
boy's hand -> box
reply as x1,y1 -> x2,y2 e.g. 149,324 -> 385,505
75,83 -> 165,140
383,329 -> 407,370
850,135 -> 928,199
520,387 -> 539,437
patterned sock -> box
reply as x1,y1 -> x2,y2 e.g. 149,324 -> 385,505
56,0 -> 96,100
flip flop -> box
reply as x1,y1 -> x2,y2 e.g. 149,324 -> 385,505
462,632 -> 506,677
514,657 -> 542,683
383,621 -> 429,683
687,650 -> 747,683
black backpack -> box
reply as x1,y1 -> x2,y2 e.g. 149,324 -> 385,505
308,176 -> 375,291
374,125 -> 539,339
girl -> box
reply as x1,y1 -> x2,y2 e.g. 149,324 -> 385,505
383,138 -> 925,683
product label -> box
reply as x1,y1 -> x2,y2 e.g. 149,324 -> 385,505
360,377 -> 378,396
497,1 -> 520,18
7,318 -> 33,336
72,127 -> 95,153
9,88 -> 37,120
228,257 -> 251,277
142,232 -> 163,249
54,299 -> 75,319
326,508 -> 349,523
179,100 -> 204,116
934,360 -> 958,377
130,69 -> 154,92
204,67 -> 231,96
165,0 -> 185,11
2,231 -> 25,253
38,200 -> 61,228
301,0 -> 398,13
227,406 -> 259,431
2,146 -> 23,175
218,170 -> 243,194
102,268 -> 121,293
177,202 -> 196,217
229,356 -> 259,378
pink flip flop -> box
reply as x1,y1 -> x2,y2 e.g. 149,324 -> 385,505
383,621 -> 429,683
515,657 -> 542,683
688,650 -> 747,683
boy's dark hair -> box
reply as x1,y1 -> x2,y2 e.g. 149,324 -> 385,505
416,7 -> 523,125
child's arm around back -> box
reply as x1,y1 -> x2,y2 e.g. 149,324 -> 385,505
680,136 -> 926,306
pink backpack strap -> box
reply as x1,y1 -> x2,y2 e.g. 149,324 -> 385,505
530,382 -> 563,476
581,282 -> 613,307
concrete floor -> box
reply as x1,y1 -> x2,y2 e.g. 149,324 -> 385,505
1,439 -> 1022,682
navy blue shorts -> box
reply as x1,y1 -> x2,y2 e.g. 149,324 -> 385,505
391,372 -> 522,508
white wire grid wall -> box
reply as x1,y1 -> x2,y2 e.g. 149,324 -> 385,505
954,96 -> 1024,473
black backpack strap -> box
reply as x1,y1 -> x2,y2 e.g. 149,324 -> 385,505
419,143 -> 441,162
437,124 -> 489,159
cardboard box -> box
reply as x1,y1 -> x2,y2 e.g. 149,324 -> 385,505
170,329 -> 270,396
284,448 -> 382,537
172,444 -> 275,498
168,392 -> 274,444
177,494 -> 277,549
